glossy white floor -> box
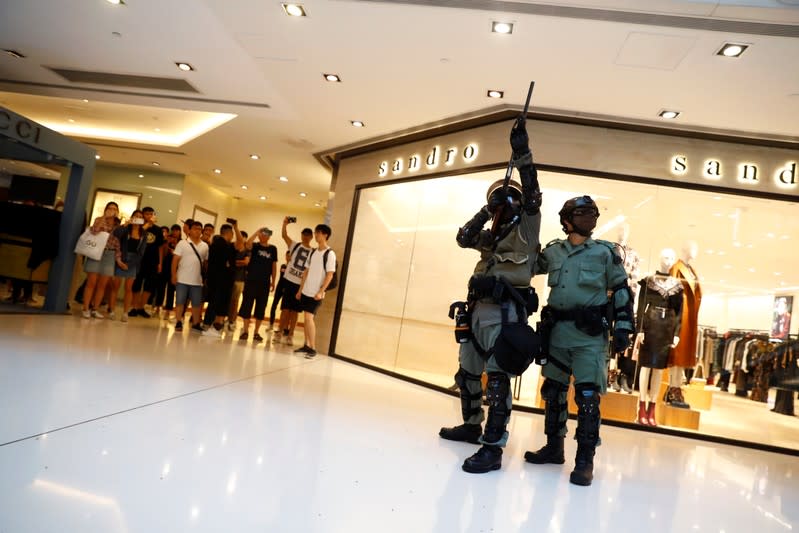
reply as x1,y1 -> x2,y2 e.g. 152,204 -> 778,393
0,314 -> 797,533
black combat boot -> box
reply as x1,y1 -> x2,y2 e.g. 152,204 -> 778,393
440,368 -> 484,444
462,445 -> 503,473
439,423 -> 482,444
524,379 -> 569,465
524,434 -> 565,464
462,372 -> 511,474
571,383 -> 601,487
570,444 -> 596,486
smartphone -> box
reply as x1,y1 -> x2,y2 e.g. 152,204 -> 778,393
287,216 -> 297,223
226,217 -> 237,225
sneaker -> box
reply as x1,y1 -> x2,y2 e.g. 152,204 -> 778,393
227,322 -> 235,332
108,311 -> 117,321
253,333 -> 264,343
175,321 -> 183,332
284,336 -> 294,346
239,331 -> 248,341
121,313 -> 128,323
91,310 -> 104,319
128,309 -> 139,317
202,327 -> 221,338
294,345 -> 312,354
138,309 -> 152,318
191,323 -> 204,333
82,309 -> 91,319
304,349 -> 317,359
273,331 -> 283,343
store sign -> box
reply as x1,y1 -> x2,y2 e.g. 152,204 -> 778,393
0,109 -> 43,145
670,155 -> 797,190
378,143 -> 479,177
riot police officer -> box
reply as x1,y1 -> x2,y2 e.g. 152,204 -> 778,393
523,196 -> 634,486
439,116 -> 542,474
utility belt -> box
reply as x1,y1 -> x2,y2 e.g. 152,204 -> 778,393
448,275 -> 543,375
466,274 -> 538,315
540,304 -> 609,337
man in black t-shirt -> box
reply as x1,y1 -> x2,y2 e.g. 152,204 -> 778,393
238,228 -> 278,342
130,206 -> 164,318
201,222 -> 244,336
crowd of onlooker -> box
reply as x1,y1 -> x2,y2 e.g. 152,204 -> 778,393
77,203 -> 337,358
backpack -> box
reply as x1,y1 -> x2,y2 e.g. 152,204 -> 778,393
312,248 -> 338,290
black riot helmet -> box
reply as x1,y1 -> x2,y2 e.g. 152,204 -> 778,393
559,195 -> 600,237
486,179 -> 522,223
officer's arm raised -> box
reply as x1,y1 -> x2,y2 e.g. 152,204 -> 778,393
456,206 -> 492,249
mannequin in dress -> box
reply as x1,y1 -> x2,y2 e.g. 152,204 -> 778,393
634,248 -> 683,426
611,223 -> 641,393
666,241 -> 702,409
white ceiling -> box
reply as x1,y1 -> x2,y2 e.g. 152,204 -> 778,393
0,0 -> 797,211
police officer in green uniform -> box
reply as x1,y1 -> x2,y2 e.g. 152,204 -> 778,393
439,117 -> 542,474
523,196 -> 634,486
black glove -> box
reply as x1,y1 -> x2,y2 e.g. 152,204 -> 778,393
509,115 -> 529,155
487,190 -> 506,213
613,329 -> 632,353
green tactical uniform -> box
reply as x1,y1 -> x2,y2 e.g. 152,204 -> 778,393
535,237 -> 632,398
439,116 -> 543,474
524,194 -> 635,486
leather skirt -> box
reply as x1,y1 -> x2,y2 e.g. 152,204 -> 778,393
639,306 -> 677,369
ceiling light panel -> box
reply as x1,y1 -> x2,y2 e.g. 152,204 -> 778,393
351,120 -> 364,127
491,21 -> 513,34
717,43 -> 749,57
282,3 -> 306,16
487,90 -> 504,98
323,73 -> 341,82
659,110 -> 680,119
175,62 -> 195,72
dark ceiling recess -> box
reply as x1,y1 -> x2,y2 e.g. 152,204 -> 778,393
46,67 -> 199,93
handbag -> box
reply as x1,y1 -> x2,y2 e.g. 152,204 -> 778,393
74,228 -> 110,261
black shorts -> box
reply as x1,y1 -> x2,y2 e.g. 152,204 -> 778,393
299,294 -> 321,315
132,264 -> 160,293
280,280 -> 303,312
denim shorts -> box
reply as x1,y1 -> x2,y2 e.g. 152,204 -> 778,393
84,249 -> 116,277
175,283 -> 203,308
115,255 -> 140,279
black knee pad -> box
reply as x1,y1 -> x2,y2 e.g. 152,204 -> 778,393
454,367 -> 482,390
485,372 -> 510,406
540,378 -> 569,402
574,383 -> 601,406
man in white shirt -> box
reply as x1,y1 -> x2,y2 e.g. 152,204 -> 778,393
295,224 -> 336,359
275,218 -> 314,346
171,220 -> 209,332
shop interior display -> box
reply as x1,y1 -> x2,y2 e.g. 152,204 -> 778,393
336,168 -> 799,448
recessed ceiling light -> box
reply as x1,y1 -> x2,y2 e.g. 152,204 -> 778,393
351,120 -> 365,127
68,119 -> 75,123
138,174 -> 144,178
282,3 -> 306,16
492,21 -> 513,34
487,90 -> 504,99
259,195 -> 267,200
213,168 -> 222,174
299,192 -> 307,197
748,267 -> 756,272
95,154 -> 101,160
323,73 -> 341,82
775,272 -> 783,276
82,99 -> 89,103
717,43 -> 748,58
659,110 -> 680,119
3,49 -> 25,59
151,161 -> 160,166
241,185 -> 248,190
106,0 -> 125,4
279,176 -> 288,182
175,62 -> 194,72
314,202 -> 322,207
154,128 -> 160,132
249,154 -> 260,160
766,232 -> 775,238
723,264 -> 732,269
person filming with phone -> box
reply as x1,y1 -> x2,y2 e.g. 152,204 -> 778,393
238,226 -> 278,342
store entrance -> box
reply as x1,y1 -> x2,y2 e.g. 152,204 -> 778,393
334,167 -> 799,451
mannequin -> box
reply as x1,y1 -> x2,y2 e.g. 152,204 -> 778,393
666,241 -> 702,409
611,224 -> 641,393
634,248 -> 683,426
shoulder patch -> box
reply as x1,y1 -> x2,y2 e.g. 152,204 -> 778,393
595,239 -> 623,264
544,238 -> 563,249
